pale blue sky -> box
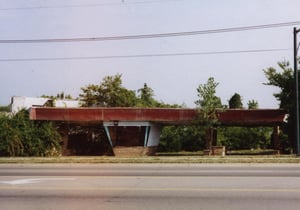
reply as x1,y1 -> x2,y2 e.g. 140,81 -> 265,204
1,0 -> 300,107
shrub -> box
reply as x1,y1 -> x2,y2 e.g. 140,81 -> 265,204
0,110 -> 61,156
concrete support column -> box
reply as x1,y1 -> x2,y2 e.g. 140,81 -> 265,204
103,121 -> 161,156
145,126 -> 162,147
144,126 -> 162,155
104,126 -> 114,148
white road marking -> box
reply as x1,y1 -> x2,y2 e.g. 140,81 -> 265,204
0,178 -> 76,185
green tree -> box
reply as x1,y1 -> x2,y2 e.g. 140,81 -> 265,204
137,83 -> 156,107
263,61 -> 295,151
195,77 -> 223,150
55,92 -> 73,100
78,84 -> 99,107
41,92 -> 73,100
195,77 -> 222,125
248,100 -> 259,109
80,74 -> 137,107
263,61 -> 294,110
228,93 -> 243,108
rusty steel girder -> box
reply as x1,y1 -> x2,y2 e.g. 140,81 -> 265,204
29,107 -> 287,127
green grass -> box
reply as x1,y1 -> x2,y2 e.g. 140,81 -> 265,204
157,151 -> 204,156
226,149 -> 281,155
0,149 -> 298,164
0,155 -> 299,164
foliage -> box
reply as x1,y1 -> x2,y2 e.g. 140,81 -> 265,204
0,113 -> 23,156
221,93 -> 272,151
158,126 -> 182,152
195,77 -> 223,126
194,77 -> 223,150
218,127 -> 272,150
79,74 -> 180,108
158,126 -> 206,152
180,126 -> 206,151
80,74 -> 137,107
0,110 -> 61,156
263,60 -> 295,150
263,61 -> 294,110
41,92 -> 73,100
228,93 -> 243,108
0,105 -> 10,112
247,100 -> 259,109
137,83 -> 157,107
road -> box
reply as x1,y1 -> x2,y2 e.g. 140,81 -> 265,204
1,163 -> 300,210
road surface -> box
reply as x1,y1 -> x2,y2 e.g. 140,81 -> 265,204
1,163 -> 300,210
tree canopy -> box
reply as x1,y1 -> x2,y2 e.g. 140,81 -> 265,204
80,74 -> 137,107
41,92 -> 73,100
228,93 -> 243,109
247,100 -> 259,109
263,61 -> 294,111
194,77 -> 223,150
263,60 -> 295,152
195,77 -> 223,126
137,83 -> 156,107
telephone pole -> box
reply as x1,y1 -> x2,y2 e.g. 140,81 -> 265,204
294,27 -> 300,155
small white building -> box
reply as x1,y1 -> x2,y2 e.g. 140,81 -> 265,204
54,99 -> 81,108
10,96 -> 81,113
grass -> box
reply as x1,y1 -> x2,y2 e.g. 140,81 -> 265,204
0,150 -> 299,164
0,154 -> 300,164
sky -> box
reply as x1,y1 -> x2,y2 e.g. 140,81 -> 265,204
0,0 -> 300,108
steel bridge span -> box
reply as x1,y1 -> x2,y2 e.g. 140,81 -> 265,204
30,107 -> 287,156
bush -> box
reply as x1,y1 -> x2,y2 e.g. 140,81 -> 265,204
0,110 -> 61,156
158,126 -> 205,152
0,114 -> 23,156
218,127 -> 272,150
0,105 -> 10,112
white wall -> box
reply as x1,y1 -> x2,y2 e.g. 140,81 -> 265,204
11,96 -> 49,113
10,96 -> 81,112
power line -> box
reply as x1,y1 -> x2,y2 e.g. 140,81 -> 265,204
0,48 -> 290,62
1,21 -> 299,44
0,0 -> 184,11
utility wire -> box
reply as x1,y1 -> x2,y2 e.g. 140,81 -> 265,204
0,48 -> 290,62
0,0 -> 183,11
0,21 -> 299,44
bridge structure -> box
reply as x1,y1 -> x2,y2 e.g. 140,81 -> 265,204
30,107 -> 287,156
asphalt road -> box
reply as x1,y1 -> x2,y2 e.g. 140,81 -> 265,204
1,163 -> 300,210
